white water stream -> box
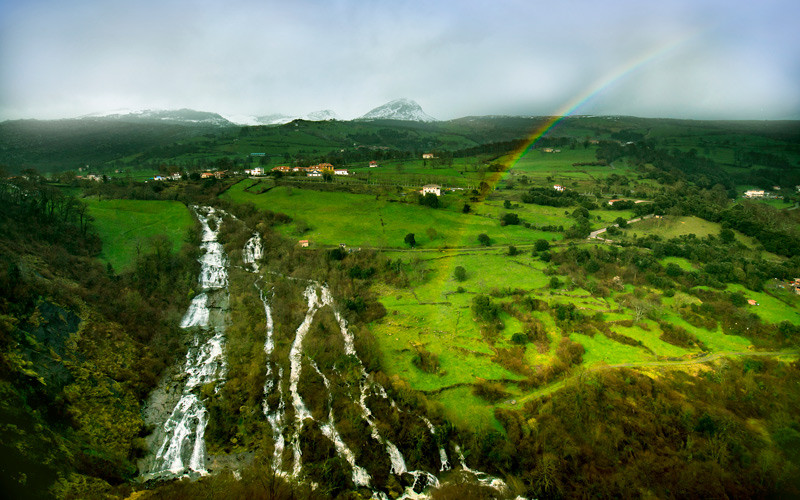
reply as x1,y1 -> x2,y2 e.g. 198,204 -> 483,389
148,206 -> 230,477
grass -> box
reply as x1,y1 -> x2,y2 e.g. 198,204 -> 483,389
85,198 -> 194,272
222,180 -> 560,248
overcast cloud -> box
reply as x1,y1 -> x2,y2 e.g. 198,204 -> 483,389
1,0 -> 798,121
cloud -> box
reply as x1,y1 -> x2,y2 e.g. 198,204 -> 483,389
1,0 -> 798,120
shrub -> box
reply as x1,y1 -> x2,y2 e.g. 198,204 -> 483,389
477,233 -> 491,246
454,266 -> 467,282
412,346 -> 440,374
473,379 -> 509,402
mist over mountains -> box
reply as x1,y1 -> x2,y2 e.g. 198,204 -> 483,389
49,99 -> 435,127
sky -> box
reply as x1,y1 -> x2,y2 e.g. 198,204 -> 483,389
1,0 -> 799,121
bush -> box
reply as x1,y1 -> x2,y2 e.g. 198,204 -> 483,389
511,332 -> 529,344
534,239 -> 550,252
472,294 -> 500,322
477,233 -> 491,246
454,266 -> 467,281
473,379 -> 509,402
501,213 -> 520,226
508,245 -> 518,256
412,347 -> 440,374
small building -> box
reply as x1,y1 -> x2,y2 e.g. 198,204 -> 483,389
334,169 -> 349,176
200,172 -> 215,179
272,166 -> 291,173
153,175 -> 166,181
542,148 -> 554,153
307,171 -> 322,177
747,299 -> 758,306
250,167 -> 264,176
744,190 -> 765,198
553,184 -> 565,192
421,184 -> 441,196
422,153 -> 435,159
214,171 -> 226,179
369,161 -> 379,168
171,172 -> 182,180
298,240 -> 309,247
608,199 -> 624,205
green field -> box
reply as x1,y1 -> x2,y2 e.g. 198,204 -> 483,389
85,198 -> 194,271
368,246 -> 765,429
222,180 -> 561,248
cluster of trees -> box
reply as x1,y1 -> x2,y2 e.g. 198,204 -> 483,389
521,187 -> 584,207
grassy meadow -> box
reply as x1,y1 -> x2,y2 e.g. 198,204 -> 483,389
222,180 -> 560,248
367,244 -> 778,429
85,198 -> 194,271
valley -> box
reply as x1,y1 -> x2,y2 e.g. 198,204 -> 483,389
1,113 -> 800,498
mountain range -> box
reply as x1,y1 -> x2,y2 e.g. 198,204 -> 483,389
51,99 -> 437,127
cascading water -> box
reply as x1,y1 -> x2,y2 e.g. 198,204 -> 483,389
147,206 -> 230,478
420,416 -> 450,472
242,233 -> 263,272
239,234 -> 509,498
310,361 -> 372,487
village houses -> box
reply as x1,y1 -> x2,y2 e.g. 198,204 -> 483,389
421,184 -> 441,196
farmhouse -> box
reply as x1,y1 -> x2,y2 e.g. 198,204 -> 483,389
422,153 -> 435,159
153,175 -> 166,181
272,166 -> 291,173
309,163 -> 334,173
553,184 -> 565,192
307,171 -> 322,177
298,240 -> 309,247
369,161 -> 379,168
171,172 -> 182,180
744,190 -> 765,198
334,169 -> 349,176
250,167 -> 264,176
200,172 -> 214,179
421,184 -> 441,196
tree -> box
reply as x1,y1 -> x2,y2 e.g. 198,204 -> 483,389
462,203 -> 471,214
477,233 -> 491,246
534,239 -> 550,252
501,213 -> 520,226
508,245 -> 518,256
454,266 -> 467,282
614,217 -> 628,228
720,227 -> 735,243
503,200 -> 512,209
404,233 -> 416,247
419,192 -> 440,208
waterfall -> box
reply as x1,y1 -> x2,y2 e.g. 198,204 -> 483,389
288,285 -> 322,477
420,416 -> 450,472
242,233 -> 263,271
148,206 -> 229,478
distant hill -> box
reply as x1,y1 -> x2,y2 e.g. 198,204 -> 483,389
80,108 -> 235,127
359,98 -> 437,122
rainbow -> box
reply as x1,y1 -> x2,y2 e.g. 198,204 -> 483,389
502,31 -> 699,172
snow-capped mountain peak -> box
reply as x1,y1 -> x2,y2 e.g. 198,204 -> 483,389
81,108 -> 234,127
358,98 -> 437,122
